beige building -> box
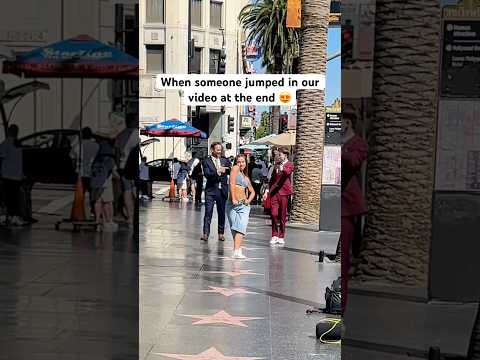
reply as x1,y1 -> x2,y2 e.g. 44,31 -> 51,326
139,0 -> 248,160
0,0 -> 137,142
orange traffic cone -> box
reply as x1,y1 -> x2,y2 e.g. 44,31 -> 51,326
70,178 -> 86,221
168,178 -> 176,199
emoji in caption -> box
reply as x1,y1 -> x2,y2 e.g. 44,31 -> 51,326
279,91 -> 292,104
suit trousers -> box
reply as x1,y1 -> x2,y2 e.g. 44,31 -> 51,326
341,215 -> 355,315
270,193 -> 289,238
203,187 -> 227,236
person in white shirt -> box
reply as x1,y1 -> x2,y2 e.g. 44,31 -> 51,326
168,158 -> 181,195
187,153 -> 201,199
71,127 -> 100,216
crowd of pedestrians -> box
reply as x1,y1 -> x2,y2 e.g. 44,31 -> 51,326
0,114 -> 139,231
158,142 -> 293,259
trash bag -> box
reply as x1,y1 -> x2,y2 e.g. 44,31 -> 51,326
325,277 -> 342,315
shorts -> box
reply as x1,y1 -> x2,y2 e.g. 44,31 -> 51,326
121,175 -> 135,192
92,183 -> 114,203
177,181 -> 187,190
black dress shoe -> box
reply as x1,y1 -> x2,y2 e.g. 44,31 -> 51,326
218,234 -> 225,241
200,234 -> 209,241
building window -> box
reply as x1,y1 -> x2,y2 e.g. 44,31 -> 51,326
146,0 -> 164,23
146,45 -> 165,73
209,49 -> 221,74
192,0 -> 203,27
210,1 -> 222,29
191,47 -> 203,74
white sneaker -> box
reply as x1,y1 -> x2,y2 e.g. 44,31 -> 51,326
232,249 -> 246,259
270,236 -> 279,245
10,216 -> 28,226
277,238 -> 285,245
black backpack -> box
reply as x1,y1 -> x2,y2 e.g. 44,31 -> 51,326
324,277 -> 342,315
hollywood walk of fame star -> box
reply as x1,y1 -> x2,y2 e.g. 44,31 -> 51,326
179,310 -> 264,327
156,346 -> 265,359
204,269 -> 263,277
197,286 -> 257,297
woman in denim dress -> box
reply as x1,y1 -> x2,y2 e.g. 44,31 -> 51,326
227,154 -> 255,259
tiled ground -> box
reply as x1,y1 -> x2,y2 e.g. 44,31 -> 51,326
140,195 -> 341,360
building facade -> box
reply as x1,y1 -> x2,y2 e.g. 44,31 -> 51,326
0,0 -> 138,142
139,0 -> 248,160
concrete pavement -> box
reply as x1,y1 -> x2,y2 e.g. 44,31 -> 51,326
140,186 -> 340,360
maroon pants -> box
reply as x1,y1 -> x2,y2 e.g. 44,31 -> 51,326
341,216 -> 355,314
270,193 -> 289,238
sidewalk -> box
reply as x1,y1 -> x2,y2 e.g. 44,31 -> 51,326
140,196 -> 340,359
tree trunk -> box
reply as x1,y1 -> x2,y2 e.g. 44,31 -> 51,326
353,0 -> 441,287
290,0 -> 329,225
271,106 -> 280,134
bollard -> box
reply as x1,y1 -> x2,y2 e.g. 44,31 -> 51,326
318,250 -> 325,263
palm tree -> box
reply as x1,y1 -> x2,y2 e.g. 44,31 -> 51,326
352,0 -> 441,289
289,0 -> 330,225
239,0 -> 299,134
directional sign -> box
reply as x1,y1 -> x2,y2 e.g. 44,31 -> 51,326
441,20 -> 480,97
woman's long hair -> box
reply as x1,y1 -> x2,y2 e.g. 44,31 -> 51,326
235,154 -> 249,178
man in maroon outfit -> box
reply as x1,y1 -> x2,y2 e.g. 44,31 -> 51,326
264,149 -> 294,246
340,112 -> 368,314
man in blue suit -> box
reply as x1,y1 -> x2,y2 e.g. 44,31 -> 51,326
201,142 -> 231,242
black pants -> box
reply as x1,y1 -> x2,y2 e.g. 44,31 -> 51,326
195,176 -> 203,203
203,187 -> 226,236
140,180 -> 149,196
252,182 -> 262,204
3,179 -> 21,217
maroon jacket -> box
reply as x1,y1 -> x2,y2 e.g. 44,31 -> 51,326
342,135 -> 368,217
269,161 -> 294,196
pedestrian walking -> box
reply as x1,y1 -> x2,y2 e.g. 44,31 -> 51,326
139,156 -> 150,200
71,127 -> 100,217
169,158 -> 181,195
0,125 -> 27,226
191,155 -> 204,205
227,154 -> 255,259
176,160 -> 189,202
263,148 -> 294,246
201,142 -> 231,242
337,112 -> 368,314
251,163 -> 263,205
91,137 -> 118,232
114,114 -> 138,227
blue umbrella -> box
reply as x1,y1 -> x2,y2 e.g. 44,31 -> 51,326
141,119 -> 207,139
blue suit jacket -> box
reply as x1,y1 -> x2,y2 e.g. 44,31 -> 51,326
202,156 -> 231,197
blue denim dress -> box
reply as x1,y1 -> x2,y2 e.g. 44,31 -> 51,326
226,173 -> 251,236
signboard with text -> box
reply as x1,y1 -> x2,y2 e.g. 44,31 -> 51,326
441,20 -> 480,97
325,113 -> 342,145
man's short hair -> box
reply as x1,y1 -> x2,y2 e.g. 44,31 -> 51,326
210,142 -> 222,150
280,148 -> 290,157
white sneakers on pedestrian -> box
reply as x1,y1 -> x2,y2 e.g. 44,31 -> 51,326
270,236 -> 285,246
232,249 -> 246,259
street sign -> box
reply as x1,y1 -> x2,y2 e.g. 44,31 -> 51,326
325,113 -> 342,145
286,0 -> 301,28
441,20 -> 480,97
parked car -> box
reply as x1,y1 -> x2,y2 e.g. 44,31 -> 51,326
146,159 -> 171,182
18,129 -> 107,184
